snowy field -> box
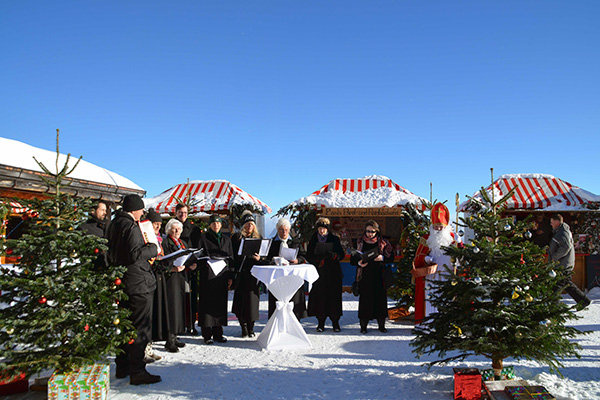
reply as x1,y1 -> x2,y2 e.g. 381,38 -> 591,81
5,289 -> 600,400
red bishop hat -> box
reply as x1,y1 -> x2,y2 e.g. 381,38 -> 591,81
431,203 -> 450,226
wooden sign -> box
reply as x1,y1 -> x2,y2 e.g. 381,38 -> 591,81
321,207 -> 403,217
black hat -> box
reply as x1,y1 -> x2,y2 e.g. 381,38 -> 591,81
123,194 -> 145,212
209,214 -> 223,224
315,217 -> 331,231
240,211 -> 255,226
147,208 -> 162,223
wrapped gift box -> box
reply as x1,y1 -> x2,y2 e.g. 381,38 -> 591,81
453,368 -> 482,400
482,366 -> 515,381
48,363 -> 109,400
505,385 -> 556,400
0,372 -> 28,396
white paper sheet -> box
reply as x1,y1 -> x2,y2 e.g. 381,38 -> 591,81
279,246 -> 299,261
207,259 -> 227,276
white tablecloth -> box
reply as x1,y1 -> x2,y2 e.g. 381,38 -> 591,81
251,263 -> 318,350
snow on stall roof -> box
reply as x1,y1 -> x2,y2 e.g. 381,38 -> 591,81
289,175 -> 428,209
0,137 -> 143,191
459,173 -> 600,212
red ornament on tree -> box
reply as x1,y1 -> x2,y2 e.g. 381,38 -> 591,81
128,338 -> 135,345
94,248 -> 99,254
6,248 -> 13,255
84,324 -> 89,332
114,278 -> 122,286
38,297 -> 47,304
520,254 -> 525,265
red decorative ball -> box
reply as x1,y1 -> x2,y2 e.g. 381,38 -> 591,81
128,338 -> 135,345
39,297 -> 47,304
114,278 -> 122,286
6,248 -> 13,255
94,248 -> 100,254
84,324 -> 89,332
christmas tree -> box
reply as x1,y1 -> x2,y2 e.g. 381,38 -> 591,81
0,132 -> 134,379
411,182 -> 586,376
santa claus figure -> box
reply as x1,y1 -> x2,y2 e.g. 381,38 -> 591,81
412,203 -> 462,323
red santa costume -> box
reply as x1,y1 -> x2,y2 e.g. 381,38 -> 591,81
412,203 -> 462,323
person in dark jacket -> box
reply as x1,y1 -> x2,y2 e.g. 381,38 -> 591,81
106,194 -> 161,385
549,214 -> 591,310
350,220 -> 394,334
231,211 -> 263,338
194,214 -> 234,344
307,217 -> 345,332
79,201 -> 109,269
173,203 -> 201,335
161,218 -> 197,351
266,218 -> 308,320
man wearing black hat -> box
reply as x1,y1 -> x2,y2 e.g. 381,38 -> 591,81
106,194 -> 161,385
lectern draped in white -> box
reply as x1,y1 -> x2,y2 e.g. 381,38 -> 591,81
251,264 -> 319,350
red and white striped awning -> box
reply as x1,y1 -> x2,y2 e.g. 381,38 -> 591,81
144,180 -> 271,214
289,175 -> 428,210
0,200 -> 28,215
459,173 -> 600,211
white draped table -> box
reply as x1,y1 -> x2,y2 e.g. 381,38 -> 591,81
251,263 -> 319,350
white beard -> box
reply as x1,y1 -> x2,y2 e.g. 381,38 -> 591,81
426,225 -> 454,265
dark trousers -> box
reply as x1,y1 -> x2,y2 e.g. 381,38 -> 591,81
116,291 -> 153,375
560,278 -> 589,304
201,326 -> 223,341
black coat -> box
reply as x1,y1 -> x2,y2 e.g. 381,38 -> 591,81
267,237 -> 308,320
231,232 -> 263,323
151,239 -> 171,341
79,215 -> 109,270
306,233 -> 345,320
161,235 -> 188,335
106,211 -> 157,295
350,237 -> 394,321
196,230 -> 233,327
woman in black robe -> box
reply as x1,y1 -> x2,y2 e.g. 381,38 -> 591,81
161,218 -> 196,351
306,217 -> 345,332
350,220 -> 394,334
231,211 -> 263,338
195,214 -> 234,344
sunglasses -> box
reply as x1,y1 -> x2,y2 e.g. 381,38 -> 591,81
365,230 -> 377,234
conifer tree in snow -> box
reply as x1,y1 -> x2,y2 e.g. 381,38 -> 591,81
411,184 -> 585,376
0,131 -> 134,378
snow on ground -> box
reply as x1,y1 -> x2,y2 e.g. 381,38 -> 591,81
6,290 -> 600,400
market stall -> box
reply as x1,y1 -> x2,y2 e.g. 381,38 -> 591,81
143,179 -> 271,234
459,173 -> 600,289
280,175 -> 429,287
0,137 -> 145,264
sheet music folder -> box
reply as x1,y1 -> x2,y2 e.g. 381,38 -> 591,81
238,238 -> 272,257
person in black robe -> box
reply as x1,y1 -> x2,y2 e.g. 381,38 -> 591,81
266,218 -> 308,320
161,218 -> 197,351
194,214 -> 233,344
231,211 -> 264,338
350,220 -> 394,334
306,217 -> 345,332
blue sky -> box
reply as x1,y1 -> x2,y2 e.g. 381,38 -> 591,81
2,1 -> 599,219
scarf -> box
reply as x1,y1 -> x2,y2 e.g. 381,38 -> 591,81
317,233 -> 328,243
208,228 -> 222,245
357,235 -> 393,259
169,235 -> 186,250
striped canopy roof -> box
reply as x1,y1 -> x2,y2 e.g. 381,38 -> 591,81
289,175 -> 428,210
459,173 -> 600,211
1,201 -> 28,215
144,180 -> 271,214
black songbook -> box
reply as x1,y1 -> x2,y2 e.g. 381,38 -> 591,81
238,238 -> 272,257
159,248 -> 196,262
314,242 -> 333,256
360,247 -> 380,263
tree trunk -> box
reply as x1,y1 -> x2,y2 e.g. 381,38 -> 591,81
492,356 -> 504,380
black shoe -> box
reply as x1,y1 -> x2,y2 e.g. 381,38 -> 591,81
115,365 -> 129,379
316,326 -> 325,332
248,331 -> 256,338
378,326 -> 388,333
174,337 -> 186,348
332,320 -> 341,332
215,336 -> 228,343
204,338 -> 214,345
164,341 -> 179,353
143,356 -> 155,364
130,370 -> 162,385
248,323 -> 255,337
360,327 -> 367,334
241,324 -> 249,338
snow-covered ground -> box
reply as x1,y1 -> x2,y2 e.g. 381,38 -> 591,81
7,289 -> 600,400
